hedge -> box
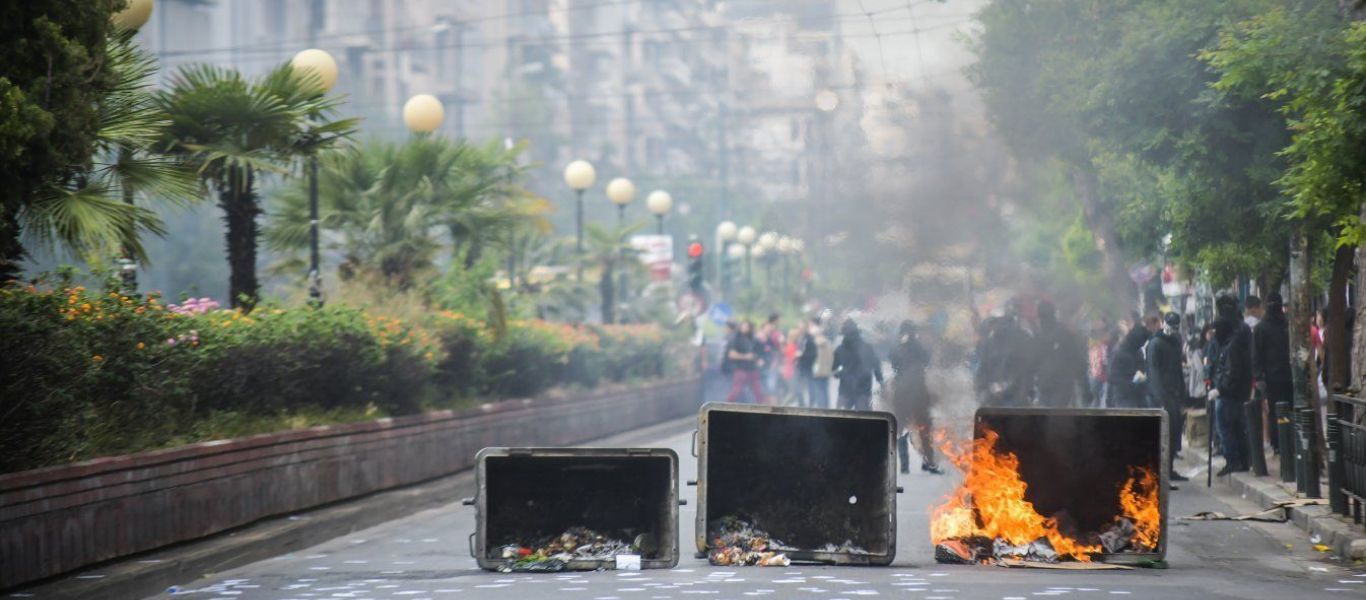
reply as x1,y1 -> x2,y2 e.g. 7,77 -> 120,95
0,282 -> 680,474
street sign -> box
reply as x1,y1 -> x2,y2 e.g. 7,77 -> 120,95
631,234 -> 674,281
708,302 -> 734,325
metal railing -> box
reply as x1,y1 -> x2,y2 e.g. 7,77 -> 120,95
1330,394 -> 1366,525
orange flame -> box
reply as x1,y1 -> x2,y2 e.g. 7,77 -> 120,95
1118,466 -> 1161,550
931,428 -> 1102,561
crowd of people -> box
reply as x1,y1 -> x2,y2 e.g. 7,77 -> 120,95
974,293 -> 1302,482
716,290 -> 1312,486
718,311 -> 942,475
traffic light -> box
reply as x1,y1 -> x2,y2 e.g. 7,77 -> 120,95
687,241 -> 704,293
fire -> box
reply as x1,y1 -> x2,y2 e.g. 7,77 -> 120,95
1118,465 -> 1161,550
931,427 -> 1162,562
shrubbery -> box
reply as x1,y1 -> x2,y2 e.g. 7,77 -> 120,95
0,279 -> 681,474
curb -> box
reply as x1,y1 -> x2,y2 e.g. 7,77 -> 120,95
15,416 -> 698,600
1185,450 -> 1366,561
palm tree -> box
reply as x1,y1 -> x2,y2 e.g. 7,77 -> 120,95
266,136 -> 543,290
19,30 -> 198,278
159,62 -> 356,310
582,223 -> 644,325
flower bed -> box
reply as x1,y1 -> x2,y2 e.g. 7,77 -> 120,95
0,281 -> 682,474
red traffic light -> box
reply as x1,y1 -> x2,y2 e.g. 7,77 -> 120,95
687,242 -> 704,258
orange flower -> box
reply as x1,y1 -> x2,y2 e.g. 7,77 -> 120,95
92,355 -> 103,362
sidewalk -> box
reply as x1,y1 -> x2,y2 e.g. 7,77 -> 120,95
1180,442 -> 1366,560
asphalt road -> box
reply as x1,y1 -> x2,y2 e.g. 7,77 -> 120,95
144,410 -> 1366,600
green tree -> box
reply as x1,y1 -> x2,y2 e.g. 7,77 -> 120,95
267,136 -> 542,290
20,30 -> 199,284
0,1 -> 118,279
158,63 -> 356,310
1202,6 -> 1366,404
581,223 -> 643,325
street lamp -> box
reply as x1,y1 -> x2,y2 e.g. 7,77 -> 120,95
646,190 -> 672,234
717,221 -> 737,298
403,94 -> 445,134
113,0 -> 154,30
606,177 -> 636,227
737,226 -> 757,288
564,160 -> 596,281
758,231 -> 779,252
292,48 -> 340,307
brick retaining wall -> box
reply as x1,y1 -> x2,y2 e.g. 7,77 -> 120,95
0,377 -> 701,588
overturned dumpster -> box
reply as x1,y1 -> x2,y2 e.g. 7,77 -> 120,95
465,447 -> 680,571
693,402 -> 899,565
932,408 -> 1168,565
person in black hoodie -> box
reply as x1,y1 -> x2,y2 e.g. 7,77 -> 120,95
889,320 -> 942,474
1033,300 -> 1093,408
1147,312 -> 1188,482
1107,325 -> 1150,408
833,318 -> 884,411
1253,292 -> 1292,453
1210,294 -> 1253,475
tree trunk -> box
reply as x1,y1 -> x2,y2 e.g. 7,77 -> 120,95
0,201 -> 25,282
600,261 -> 615,325
222,168 -> 260,312
1069,166 -> 1135,310
1289,231 -> 1326,467
1354,201 -> 1366,394
1327,243 -> 1354,391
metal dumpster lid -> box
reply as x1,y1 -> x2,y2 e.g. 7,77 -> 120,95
700,401 -> 897,424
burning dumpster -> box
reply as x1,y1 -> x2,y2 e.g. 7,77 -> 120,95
932,408 -> 1168,565
465,447 -> 680,571
693,402 -> 899,565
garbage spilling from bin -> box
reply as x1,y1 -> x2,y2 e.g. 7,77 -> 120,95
495,527 -> 641,572
931,426 -> 1161,564
707,516 -> 792,567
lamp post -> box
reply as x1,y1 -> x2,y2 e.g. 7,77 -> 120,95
758,232 -> 778,298
111,0 -> 156,293
292,48 -> 340,307
737,225 -> 757,288
606,177 -> 636,228
716,221 -> 737,299
112,0 -> 154,30
403,93 -> 445,134
777,236 -> 793,302
564,160 -> 596,281
647,190 -> 672,235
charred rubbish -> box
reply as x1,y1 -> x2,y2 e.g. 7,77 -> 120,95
468,447 -> 680,571
694,403 -> 899,565
706,517 -> 792,567
495,527 -> 642,572
931,408 -> 1167,565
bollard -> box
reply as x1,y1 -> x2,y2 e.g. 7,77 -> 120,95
1327,415 -> 1346,515
1244,397 -> 1268,477
1276,402 -> 1295,483
1297,408 -> 1322,498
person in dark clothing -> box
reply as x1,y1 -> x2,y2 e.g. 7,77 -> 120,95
1107,326 -> 1151,408
1147,312 -> 1188,482
974,307 -> 1034,407
833,319 -> 884,411
1210,294 -> 1253,476
1253,293 -> 1292,453
889,320 -> 942,475
725,320 -> 766,404
1032,300 -> 1093,408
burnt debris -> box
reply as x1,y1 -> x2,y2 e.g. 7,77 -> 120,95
707,517 -> 792,567
495,527 -> 641,572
